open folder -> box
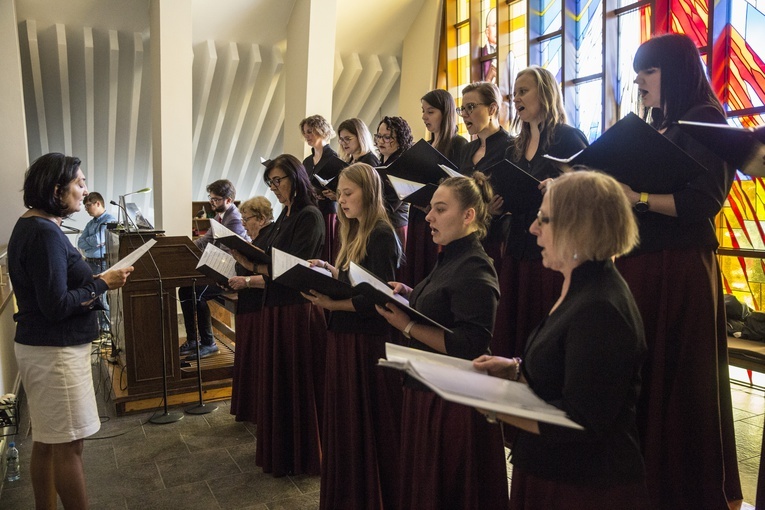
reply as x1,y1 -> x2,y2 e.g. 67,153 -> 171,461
195,243 -> 237,286
484,159 -> 542,214
543,112 -> 706,194
271,248 -> 355,300
208,219 -> 270,264
110,238 -> 157,271
381,139 -> 461,184
379,343 -> 583,429
310,156 -> 348,192
386,174 -> 440,208
348,262 -> 453,333
676,120 -> 765,177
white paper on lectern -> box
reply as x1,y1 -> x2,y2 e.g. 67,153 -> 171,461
380,343 -> 583,430
197,243 -> 237,280
271,247 -> 331,280
110,239 -> 157,271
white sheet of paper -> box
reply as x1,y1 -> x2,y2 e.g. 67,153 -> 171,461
271,247 -> 330,279
197,243 -> 237,280
348,261 -> 409,307
438,164 -> 463,178
110,239 -> 157,271
386,174 -> 426,201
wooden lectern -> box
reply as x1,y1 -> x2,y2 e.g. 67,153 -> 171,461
106,231 -> 232,409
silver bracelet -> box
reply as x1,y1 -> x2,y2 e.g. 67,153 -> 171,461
512,357 -> 523,381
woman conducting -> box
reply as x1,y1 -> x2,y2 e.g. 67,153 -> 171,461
249,154 -> 327,477
226,196 -> 274,425
377,173 -> 508,510
302,163 -> 403,510
10,153 -> 133,508
475,171 -> 649,509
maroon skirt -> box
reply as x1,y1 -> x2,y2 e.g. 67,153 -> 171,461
321,212 -> 338,265
399,387 -> 509,510
616,248 -> 741,507
230,309 -> 262,423
492,257 -> 563,358
400,207 -> 439,287
509,468 -> 650,510
320,330 -> 403,510
254,302 -> 327,477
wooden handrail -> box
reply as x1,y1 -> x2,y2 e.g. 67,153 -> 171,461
717,247 -> 765,259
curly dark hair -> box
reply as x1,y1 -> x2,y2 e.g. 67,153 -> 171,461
23,152 -> 82,217
378,116 -> 413,151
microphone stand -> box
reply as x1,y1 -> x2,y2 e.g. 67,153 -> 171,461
149,276 -> 184,425
185,279 -> 217,415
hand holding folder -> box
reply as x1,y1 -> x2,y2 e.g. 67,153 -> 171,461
209,219 -> 270,264
195,243 -> 237,286
271,248 -> 355,300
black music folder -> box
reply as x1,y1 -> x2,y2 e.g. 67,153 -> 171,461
382,139 -> 461,184
196,244 -> 237,286
676,120 -> 765,177
348,262 -> 453,334
387,175 -> 439,208
485,159 -> 542,214
209,219 -> 271,264
311,156 -> 348,191
271,248 -> 355,300
544,113 -> 706,194
312,173 -> 341,192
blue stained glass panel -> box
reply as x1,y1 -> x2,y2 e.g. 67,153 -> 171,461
540,36 -> 563,81
537,0 -> 563,36
576,0 -> 603,76
575,79 -> 603,141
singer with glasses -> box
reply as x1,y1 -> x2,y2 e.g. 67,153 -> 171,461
375,116 -> 414,252
178,179 -> 249,360
9,153 -> 133,509
78,192 -> 117,335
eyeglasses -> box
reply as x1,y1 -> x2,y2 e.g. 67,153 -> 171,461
208,195 -> 225,203
338,136 -> 355,144
266,175 -> 289,188
456,103 -> 488,115
536,210 -> 552,227
374,134 -> 394,143
241,215 -> 260,223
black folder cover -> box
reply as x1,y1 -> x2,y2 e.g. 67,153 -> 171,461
547,113 -> 706,194
195,263 -> 232,287
274,265 -> 356,301
311,156 -> 348,191
215,236 -> 271,264
382,139 -> 460,184
484,159 -> 542,214
676,120 -> 765,177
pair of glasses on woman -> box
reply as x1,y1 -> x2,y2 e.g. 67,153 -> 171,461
373,134 -> 394,143
455,103 -> 488,115
265,175 -> 289,188
536,211 -> 552,227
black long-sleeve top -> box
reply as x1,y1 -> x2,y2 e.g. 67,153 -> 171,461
10,216 -> 109,347
512,259 -> 647,487
353,152 -> 381,167
408,232 -> 499,360
440,135 -> 469,166
235,222 -> 275,315
628,105 -> 734,255
304,145 -> 345,216
505,124 -> 589,259
263,205 -> 325,307
458,127 -> 513,175
379,148 -> 410,228
329,222 -> 400,336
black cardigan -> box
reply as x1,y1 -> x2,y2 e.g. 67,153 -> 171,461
304,145 -> 345,216
512,259 -> 647,487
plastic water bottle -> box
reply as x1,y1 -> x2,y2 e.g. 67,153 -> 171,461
5,442 -> 19,482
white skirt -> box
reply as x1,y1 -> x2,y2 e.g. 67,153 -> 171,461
15,342 -> 101,444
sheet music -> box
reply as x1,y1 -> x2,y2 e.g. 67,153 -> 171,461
271,247 -> 330,279
313,174 -> 329,187
197,243 -> 237,280
542,149 -> 584,164
209,218 -> 243,240
349,261 -> 409,307
111,239 -> 157,271
386,175 -> 427,202
439,164 -> 463,178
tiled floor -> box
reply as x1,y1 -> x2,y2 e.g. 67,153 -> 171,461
0,363 -> 763,509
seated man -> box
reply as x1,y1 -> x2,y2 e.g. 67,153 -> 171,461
78,192 -> 116,333
180,179 -> 249,359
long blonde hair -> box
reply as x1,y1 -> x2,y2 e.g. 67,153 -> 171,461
511,67 -> 567,161
335,163 -> 400,270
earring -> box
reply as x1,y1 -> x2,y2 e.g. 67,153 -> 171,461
573,252 -> 578,261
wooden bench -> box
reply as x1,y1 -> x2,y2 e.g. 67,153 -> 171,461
728,336 -> 765,385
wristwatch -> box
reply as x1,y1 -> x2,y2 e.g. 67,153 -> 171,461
245,276 -> 251,288
403,320 -> 417,339
634,192 -> 650,213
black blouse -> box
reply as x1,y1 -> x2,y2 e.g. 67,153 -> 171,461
512,259 -> 646,487
353,152 -> 381,167
505,124 -> 589,260
408,232 -> 499,360
627,105 -> 734,254
304,145 -> 345,216
235,222 -> 275,315
379,148 -> 410,228
458,127 -> 514,175
329,222 -> 401,335
263,205 -> 325,307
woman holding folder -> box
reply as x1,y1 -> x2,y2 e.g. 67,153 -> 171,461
616,33 -> 742,508
493,66 -> 588,358
376,116 -> 413,250
250,154 -> 327,477
301,115 -> 344,263
400,89 -> 468,286
226,196 -> 274,425
301,163 -> 403,510
377,173 -> 508,509
474,171 -> 649,509
457,81 -> 514,269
